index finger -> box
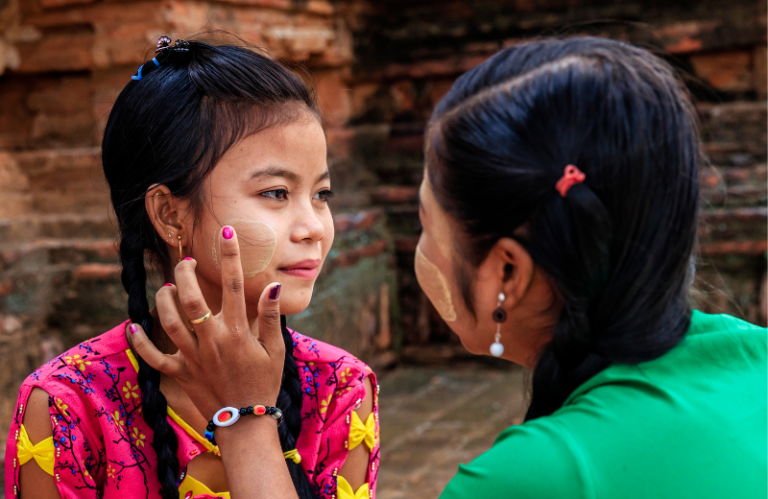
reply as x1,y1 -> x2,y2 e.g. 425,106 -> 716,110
219,225 -> 247,328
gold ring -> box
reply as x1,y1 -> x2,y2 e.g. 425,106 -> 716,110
189,311 -> 212,324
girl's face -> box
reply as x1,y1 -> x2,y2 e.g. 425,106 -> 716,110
178,116 -> 334,319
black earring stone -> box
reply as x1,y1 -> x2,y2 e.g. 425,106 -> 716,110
492,307 -> 507,323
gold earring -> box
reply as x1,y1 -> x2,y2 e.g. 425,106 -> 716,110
177,235 -> 183,262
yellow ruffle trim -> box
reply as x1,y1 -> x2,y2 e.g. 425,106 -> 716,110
17,424 -> 55,476
337,476 -> 370,499
349,411 -> 375,451
284,448 -> 302,464
178,473 -> 230,499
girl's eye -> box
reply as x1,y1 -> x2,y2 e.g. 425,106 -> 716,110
261,189 -> 288,201
314,189 -> 335,202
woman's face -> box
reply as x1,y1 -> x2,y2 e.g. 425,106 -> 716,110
416,171 -> 558,367
179,116 -> 334,318
415,174 -> 489,352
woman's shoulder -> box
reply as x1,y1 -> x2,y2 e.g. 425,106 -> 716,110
440,419 -> 590,499
20,320 -> 135,394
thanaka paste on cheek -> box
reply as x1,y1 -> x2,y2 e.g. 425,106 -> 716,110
212,219 -> 277,278
414,245 -> 457,322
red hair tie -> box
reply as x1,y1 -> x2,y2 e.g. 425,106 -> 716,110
555,164 -> 586,197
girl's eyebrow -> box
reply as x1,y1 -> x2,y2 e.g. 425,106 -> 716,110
250,167 -> 331,184
250,165 -> 299,183
315,170 -> 331,183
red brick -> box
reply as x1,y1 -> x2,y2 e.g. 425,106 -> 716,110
333,240 -> 386,267
315,69 -> 352,127
689,50 -> 754,92
370,185 -> 418,205
40,0 -> 96,7
73,263 -> 120,280
334,209 -> 383,234
700,240 -> 768,256
754,46 -> 767,98
15,30 -> 95,73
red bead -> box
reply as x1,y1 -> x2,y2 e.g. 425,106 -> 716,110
218,412 -> 231,422
254,405 -> 266,415
185,492 -> 193,499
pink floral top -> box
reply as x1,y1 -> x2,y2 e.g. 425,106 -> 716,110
5,321 -> 379,499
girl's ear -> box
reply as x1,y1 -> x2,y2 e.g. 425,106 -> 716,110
145,184 -> 185,246
488,237 -> 535,311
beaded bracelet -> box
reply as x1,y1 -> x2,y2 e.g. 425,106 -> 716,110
205,405 -> 283,445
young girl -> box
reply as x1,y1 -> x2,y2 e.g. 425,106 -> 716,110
5,38 -> 379,499
130,36 -> 766,498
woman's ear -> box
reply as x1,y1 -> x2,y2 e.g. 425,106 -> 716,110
145,184 -> 184,246
491,237 -> 535,311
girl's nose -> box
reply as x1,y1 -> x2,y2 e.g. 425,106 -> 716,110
292,203 -> 325,243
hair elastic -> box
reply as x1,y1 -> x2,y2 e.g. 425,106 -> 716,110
555,164 -> 586,197
131,57 -> 160,82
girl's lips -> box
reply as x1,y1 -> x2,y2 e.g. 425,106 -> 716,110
279,259 -> 321,279
279,268 -> 318,279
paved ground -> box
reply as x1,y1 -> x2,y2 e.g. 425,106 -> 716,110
376,364 -> 529,499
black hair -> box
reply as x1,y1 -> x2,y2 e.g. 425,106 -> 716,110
426,37 -> 700,420
102,39 -> 317,498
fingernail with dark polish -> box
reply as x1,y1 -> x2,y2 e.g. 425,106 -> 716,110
129,324 -> 138,334
184,257 -> 194,261
222,226 -> 234,240
269,284 -> 281,301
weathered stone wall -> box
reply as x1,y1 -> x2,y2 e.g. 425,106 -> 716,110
0,0 -> 765,485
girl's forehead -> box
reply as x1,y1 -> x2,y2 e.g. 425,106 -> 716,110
213,121 -> 328,182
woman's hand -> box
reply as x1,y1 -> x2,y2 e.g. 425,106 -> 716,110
127,225 -> 285,419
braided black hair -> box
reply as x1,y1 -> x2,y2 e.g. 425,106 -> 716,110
103,37 -> 317,499
426,38 -> 700,420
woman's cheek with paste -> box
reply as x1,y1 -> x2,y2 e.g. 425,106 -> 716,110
414,241 -> 457,323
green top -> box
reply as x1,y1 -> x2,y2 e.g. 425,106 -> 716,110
440,311 -> 767,499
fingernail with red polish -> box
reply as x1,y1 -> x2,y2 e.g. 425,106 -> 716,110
269,284 -> 281,301
222,226 -> 234,240
184,257 -> 193,261
129,324 -> 138,334
164,283 -> 173,287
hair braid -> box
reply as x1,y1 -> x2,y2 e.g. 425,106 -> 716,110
279,316 -> 316,498
119,231 -> 180,499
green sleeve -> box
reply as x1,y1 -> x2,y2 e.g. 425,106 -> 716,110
439,418 -> 593,499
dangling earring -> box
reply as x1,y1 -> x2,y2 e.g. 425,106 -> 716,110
490,292 -> 506,357
177,235 -> 183,262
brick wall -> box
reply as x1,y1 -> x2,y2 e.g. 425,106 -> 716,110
0,0 -> 766,482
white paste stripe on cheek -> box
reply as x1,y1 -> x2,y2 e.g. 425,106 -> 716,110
414,245 -> 457,322
213,219 -> 277,278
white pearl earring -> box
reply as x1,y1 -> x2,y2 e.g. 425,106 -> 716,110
490,292 -> 506,357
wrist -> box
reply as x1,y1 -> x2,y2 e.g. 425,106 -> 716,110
215,413 -> 277,448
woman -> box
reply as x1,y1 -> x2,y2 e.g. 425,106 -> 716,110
6,38 -> 379,499
108,36 -> 764,498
